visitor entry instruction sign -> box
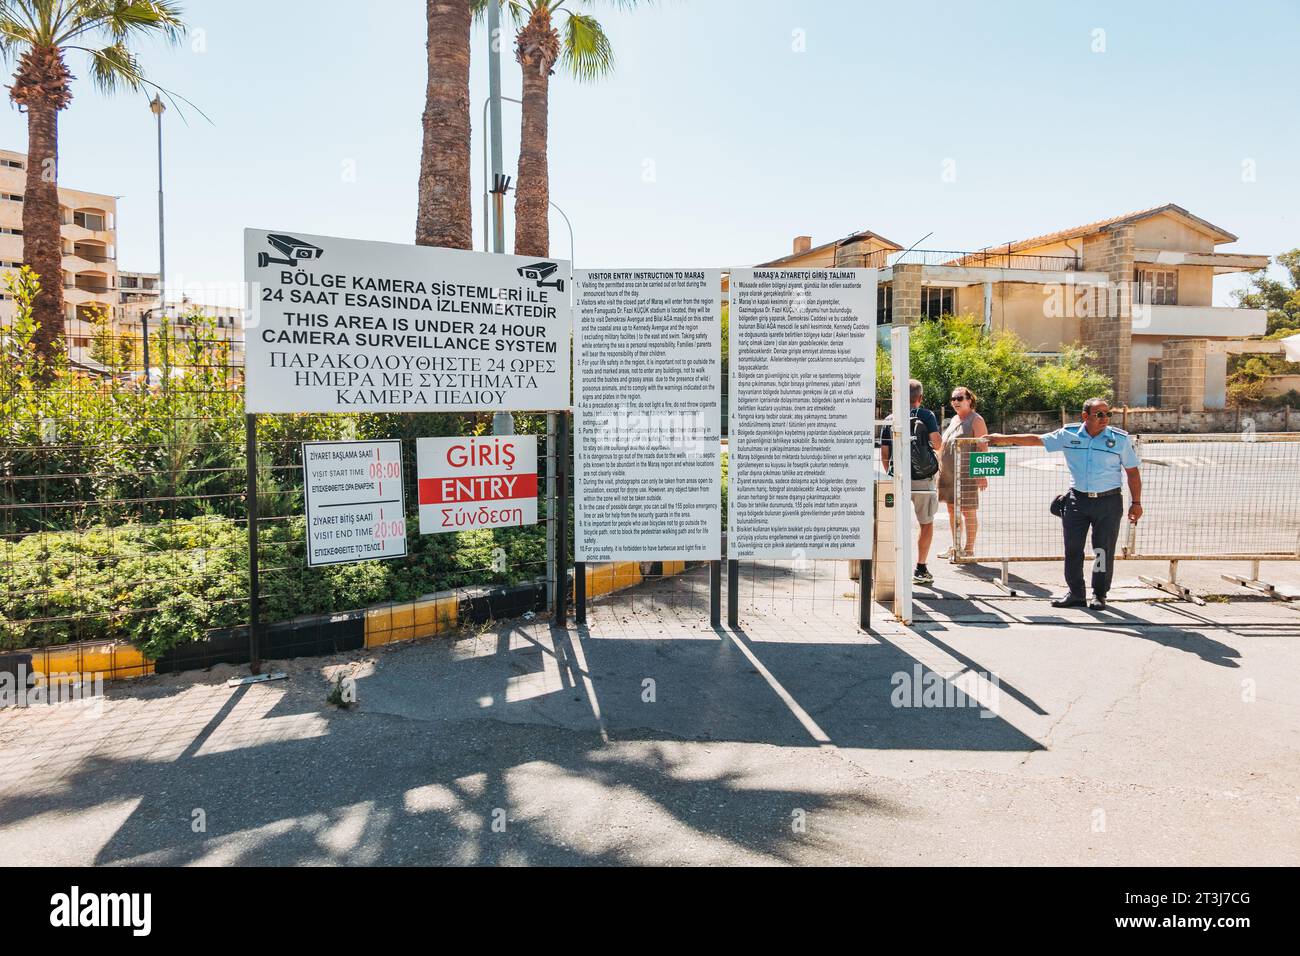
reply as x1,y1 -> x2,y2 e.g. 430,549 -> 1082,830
573,269 -> 722,561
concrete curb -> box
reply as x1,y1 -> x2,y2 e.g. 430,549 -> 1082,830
0,560 -> 698,687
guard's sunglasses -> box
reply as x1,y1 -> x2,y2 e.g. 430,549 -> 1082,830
1090,410 -> 1112,419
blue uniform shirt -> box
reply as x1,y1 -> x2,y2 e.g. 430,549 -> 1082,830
1040,423 -> 1140,492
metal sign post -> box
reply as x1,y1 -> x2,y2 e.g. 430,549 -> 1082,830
244,413 -> 261,675
553,411 -> 569,628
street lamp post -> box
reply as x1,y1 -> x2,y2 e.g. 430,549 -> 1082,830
149,94 -> 166,383
485,2 -> 513,439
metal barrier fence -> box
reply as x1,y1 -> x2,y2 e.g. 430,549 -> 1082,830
949,433 -> 1300,599
0,312 -> 563,678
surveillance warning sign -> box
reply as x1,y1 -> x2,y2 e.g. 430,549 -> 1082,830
416,436 -> 538,534
302,440 -> 407,566
244,229 -> 571,413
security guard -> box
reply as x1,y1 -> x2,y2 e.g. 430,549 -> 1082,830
987,398 -> 1142,610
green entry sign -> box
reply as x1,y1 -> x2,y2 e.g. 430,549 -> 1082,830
969,451 -> 1006,477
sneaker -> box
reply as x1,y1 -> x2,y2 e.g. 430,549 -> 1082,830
913,568 -> 935,586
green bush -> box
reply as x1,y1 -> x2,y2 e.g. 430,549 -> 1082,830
0,515 -> 551,656
876,315 -> 1112,422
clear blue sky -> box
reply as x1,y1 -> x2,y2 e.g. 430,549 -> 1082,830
1,0 -> 1296,306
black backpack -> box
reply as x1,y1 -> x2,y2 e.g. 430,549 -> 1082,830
908,413 -> 939,481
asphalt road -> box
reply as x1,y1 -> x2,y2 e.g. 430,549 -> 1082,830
2,565 -> 1298,866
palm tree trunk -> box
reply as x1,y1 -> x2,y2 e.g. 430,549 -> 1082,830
416,0 -> 473,250
514,13 -> 558,259
23,97 -> 65,361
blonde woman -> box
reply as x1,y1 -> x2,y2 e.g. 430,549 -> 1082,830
937,386 -> 988,557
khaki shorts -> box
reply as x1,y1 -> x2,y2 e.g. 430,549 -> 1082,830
912,477 -> 939,525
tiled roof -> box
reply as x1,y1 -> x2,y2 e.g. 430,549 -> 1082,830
1000,203 -> 1237,253
759,229 -> 903,267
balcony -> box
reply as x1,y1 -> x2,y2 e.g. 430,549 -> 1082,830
73,274 -> 113,296
1134,304 -> 1267,338
889,249 -> 1081,271
72,245 -> 113,264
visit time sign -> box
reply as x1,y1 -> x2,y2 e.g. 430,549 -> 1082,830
302,440 -> 407,566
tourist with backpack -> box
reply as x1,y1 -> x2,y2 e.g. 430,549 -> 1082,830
880,379 -> 943,585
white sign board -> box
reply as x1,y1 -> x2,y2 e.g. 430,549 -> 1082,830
244,228 -> 571,413
728,268 -> 876,559
303,440 -> 407,566
574,269 -> 722,561
417,436 -> 538,534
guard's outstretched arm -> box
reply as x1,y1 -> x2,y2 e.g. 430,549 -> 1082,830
984,433 -> 1045,447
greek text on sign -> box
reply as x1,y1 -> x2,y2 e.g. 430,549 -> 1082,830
417,436 -> 538,533
303,440 -> 407,566
969,451 -> 1006,477
244,229 -> 571,413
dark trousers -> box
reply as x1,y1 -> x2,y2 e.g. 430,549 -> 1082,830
1062,491 -> 1124,598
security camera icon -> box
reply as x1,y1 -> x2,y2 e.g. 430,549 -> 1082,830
258,233 -> 324,268
517,261 -> 565,292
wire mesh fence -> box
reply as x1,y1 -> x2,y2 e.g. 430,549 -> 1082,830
10,271 -> 1295,679
2,311 -> 249,662
1,297 -> 564,677
1123,434 -> 1300,559
951,433 -> 1300,563
732,557 -> 866,624
248,411 -> 559,662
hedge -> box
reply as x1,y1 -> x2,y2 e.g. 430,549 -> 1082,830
0,515 -> 552,657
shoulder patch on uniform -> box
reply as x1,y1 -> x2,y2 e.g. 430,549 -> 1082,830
1109,426 -> 1129,435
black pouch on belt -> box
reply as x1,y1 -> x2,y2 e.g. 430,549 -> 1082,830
1050,492 -> 1069,518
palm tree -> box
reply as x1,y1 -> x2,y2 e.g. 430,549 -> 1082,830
416,0 -> 474,251
0,0 -> 185,363
480,1 -> 626,258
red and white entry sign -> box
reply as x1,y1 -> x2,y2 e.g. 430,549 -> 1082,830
417,436 -> 537,534
302,440 -> 407,566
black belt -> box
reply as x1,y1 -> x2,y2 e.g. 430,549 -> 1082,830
1071,487 -> 1121,499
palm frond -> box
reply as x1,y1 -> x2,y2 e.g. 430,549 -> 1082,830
471,0 -> 530,28
77,38 -> 142,92
560,0 -> 649,13
0,0 -> 47,55
559,10 -> 613,82
61,1 -> 185,46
